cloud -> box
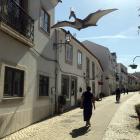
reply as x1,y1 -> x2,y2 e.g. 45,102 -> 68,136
119,26 -> 138,36
78,34 -> 138,41
78,26 -> 140,41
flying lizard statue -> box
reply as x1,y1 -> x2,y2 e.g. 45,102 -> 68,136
52,8 -> 118,30
58,0 -> 62,3
53,0 -> 62,7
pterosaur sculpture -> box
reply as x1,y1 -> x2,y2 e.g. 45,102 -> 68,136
58,0 -> 62,3
51,8 -> 118,30
138,26 -> 140,35
53,0 -> 62,8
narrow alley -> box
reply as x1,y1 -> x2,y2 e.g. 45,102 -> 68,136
1,92 -> 140,140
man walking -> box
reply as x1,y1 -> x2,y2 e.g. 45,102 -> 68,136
116,87 -> 121,103
81,86 -> 96,127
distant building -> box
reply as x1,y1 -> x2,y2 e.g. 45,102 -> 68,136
83,40 -> 117,96
117,63 -> 128,90
128,74 -> 140,91
132,72 -> 140,79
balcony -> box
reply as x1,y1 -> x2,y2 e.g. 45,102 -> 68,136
0,0 -> 34,42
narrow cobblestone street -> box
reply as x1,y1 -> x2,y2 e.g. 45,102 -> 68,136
1,92 -> 140,140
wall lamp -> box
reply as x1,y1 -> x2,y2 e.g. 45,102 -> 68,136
129,56 -> 140,69
53,31 -> 71,47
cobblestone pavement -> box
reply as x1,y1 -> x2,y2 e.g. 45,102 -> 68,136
1,92 -> 140,140
103,92 -> 140,140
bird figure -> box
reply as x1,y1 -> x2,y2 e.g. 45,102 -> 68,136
51,8 -> 118,30
58,0 -> 62,3
69,7 -> 76,20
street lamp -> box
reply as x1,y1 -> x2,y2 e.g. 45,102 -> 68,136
53,30 -> 71,47
129,56 -> 140,69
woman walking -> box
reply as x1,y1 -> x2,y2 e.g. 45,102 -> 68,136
81,86 -> 96,127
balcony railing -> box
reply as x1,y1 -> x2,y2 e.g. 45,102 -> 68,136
0,0 -> 34,41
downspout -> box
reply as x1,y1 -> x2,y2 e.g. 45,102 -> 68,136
54,29 -> 58,113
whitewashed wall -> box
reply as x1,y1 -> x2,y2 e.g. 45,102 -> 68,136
0,0 -> 56,138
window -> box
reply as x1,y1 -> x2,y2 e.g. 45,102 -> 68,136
71,77 -> 77,96
39,75 -> 49,96
65,44 -> 73,64
77,50 -> 82,68
4,66 -> 24,97
40,8 -> 50,33
86,57 -> 90,78
92,81 -> 95,93
92,62 -> 95,80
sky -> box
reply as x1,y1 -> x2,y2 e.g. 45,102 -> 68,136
55,0 -> 140,73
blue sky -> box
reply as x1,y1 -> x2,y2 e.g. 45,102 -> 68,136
55,0 -> 140,73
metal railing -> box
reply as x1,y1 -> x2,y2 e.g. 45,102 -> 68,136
0,0 -> 34,41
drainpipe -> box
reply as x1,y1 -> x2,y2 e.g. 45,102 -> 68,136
54,29 -> 58,114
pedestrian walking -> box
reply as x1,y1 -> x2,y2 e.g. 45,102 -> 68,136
99,92 -> 104,101
126,88 -> 128,94
80,86 -> 96,127
116,87 -> 121,103
123,87 -> 126,95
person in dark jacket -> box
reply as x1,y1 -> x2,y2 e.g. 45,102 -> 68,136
116,87 -> 121,102
81,86 -> 96,127
126,88 -> 129,94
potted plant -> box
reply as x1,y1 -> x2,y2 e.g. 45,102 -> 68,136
135,104 -> 140,124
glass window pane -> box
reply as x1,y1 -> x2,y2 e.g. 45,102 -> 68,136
39,75 -> 49,96
40,9 -> 50,33
13,70 -> 24,96
4,66 -> 24,97
4,67 -> 13,96
92,62 -> 95,79
66,45 -> 73,63
78,51 -> 82,65
86,58 -> 90,78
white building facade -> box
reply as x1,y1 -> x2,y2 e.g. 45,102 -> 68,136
117,63 -> 128,90
83,40 -> 117,96
0,0 -> 104,138
54,29 -> 103,111
128,74 -> 140,92
0,0 -> 57,138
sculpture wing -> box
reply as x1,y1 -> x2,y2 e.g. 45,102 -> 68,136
58,0 -> 62,2
83,9 -> 118,26
51,0 -> 62,8
51,21 -> 80,30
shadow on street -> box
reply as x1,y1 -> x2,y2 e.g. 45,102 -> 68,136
136,124 -> 140,130
115,101 -> 120,104
70,126 -> 91,138
129,115 -> 138,119
130,115 -> 140,130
